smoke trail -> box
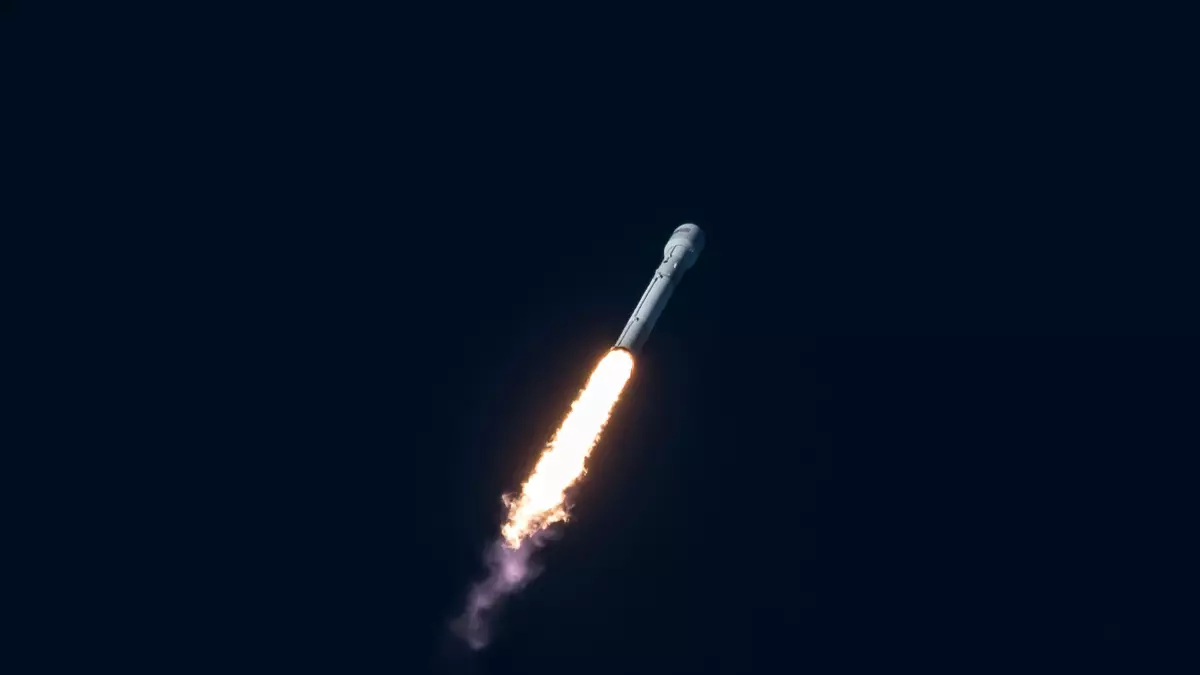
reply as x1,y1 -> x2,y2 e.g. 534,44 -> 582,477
452,532 -> 550,649
452,349 -> 634,649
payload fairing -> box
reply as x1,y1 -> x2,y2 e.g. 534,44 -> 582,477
614,224 -> 705,354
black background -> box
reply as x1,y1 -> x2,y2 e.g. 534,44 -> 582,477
17,6 -> 1175,673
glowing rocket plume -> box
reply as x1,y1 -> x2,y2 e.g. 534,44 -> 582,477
501,349 -> 634,547
452,350 -> 634,649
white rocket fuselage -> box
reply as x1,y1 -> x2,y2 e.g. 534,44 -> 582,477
614,224 -> 705,354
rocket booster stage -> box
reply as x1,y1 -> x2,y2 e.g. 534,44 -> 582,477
614,224 -> 705,354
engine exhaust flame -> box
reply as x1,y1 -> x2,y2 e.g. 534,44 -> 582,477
452,349 -> 634,649
501,349 -> 634,547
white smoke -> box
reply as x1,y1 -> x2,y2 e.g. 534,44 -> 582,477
451,531 -> 554,649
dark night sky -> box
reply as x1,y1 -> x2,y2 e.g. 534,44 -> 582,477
24,7 -> 1169,673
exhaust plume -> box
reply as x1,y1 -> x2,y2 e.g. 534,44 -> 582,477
501,349 -> 633,547
453,349 -> 634,648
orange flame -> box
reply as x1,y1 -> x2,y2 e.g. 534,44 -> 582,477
501,349 -> 634,547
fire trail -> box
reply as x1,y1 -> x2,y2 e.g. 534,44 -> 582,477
501,348 -> 635,547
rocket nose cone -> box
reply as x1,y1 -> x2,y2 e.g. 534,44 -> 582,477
664,223 -> 705,260
680,223 -> 705,250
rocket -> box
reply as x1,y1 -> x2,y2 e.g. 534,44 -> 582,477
614,224 -> 706,354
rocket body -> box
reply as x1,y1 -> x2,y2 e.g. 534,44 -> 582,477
614,224 -> 705,354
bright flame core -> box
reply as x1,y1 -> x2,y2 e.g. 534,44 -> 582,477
501,349 -> 634,547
